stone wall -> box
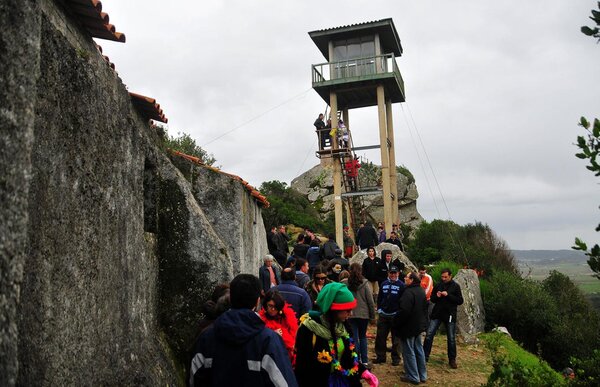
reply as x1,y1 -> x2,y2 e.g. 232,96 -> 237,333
0,1 -> 267,385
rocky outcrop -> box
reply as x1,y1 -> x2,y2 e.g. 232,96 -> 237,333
291,164 -> 424,229
454,269 -> 486,344
0,1 -> 267,385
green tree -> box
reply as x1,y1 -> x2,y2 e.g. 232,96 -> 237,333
572,4 -> 600,278
259,180 -> 330,233
163,130 -> 216,166
406,220 -> 517,275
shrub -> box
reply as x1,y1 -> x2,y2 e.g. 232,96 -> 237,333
570,349 -> 600,386
259,180 -> 330,234
396,165 -> 415,184
406,220 -> 518,275
482,271 -> 559,352
427,260 -> 463,283
539,271 -> 600,369
483,332 -> 565,387
163,130 -> 216,166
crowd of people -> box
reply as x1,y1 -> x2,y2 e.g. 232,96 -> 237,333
189,226 -> 464,386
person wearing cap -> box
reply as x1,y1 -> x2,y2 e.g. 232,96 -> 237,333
259,254 -> 281,293
343,226 -> 355,258
295,283 -> 379,387
374,266 -> 405,366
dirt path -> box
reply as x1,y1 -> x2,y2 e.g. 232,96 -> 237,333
364,323 -> 491,386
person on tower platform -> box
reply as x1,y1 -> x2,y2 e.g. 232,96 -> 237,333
314,113 -> 330,150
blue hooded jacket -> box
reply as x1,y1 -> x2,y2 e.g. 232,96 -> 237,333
190,308 -> 297,387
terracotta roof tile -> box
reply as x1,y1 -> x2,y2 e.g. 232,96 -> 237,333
129,92 -> 168,123
64,0 -> 126,42
169,150 -> 270,208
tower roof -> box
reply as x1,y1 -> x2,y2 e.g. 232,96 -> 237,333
308,18 -> 402,61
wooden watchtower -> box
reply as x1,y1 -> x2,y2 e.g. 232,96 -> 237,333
309,18 -> 405,246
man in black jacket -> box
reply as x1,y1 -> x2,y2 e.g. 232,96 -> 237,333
356,222 -> 378,250
394,272 -> 428,385
423,268 -> 464,369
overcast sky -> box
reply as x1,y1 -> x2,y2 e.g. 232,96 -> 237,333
98,0 -> 599,250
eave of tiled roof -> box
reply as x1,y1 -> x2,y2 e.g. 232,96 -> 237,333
129,92 -> 168,123
308,18 -> 402,60
169,150 -> 270,208
64,0 -> 126,42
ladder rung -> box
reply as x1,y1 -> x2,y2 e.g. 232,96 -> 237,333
341,189 -> 383,198
351,145 -> 380,151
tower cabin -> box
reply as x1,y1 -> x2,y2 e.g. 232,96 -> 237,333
309,19 -> 405,246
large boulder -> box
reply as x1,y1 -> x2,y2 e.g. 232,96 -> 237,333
454,269 -> 486,344
291,164 -> 424,228
349,243 -> 417,273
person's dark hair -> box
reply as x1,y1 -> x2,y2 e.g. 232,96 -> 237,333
262,289 -> 285,316
296,234 -> 305,243
209,283 -> 230,303
347,262 -> 364,291
338,270 -> 350,282
281,267 -> 296,281
295,258 -> 307,271
230,274 -> 261,309
325,310 -> 339,356
390,231 -> 397,236
381,249 -> 392,260
310,239 -> 320,247
441,268 -> 452,276
313,266 -> 326,277
407,272 -> 420,283
418,265 -> 426,271
366,247 -> 376,256
287,257 -> 296,268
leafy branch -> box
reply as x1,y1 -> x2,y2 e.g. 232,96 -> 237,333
572,117 -> 600,279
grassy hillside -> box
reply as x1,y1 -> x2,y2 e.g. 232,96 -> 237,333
513,249 -> 600,309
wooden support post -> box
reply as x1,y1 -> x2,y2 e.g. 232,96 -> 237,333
377,85 -> 393,234
331,92 -> 344,247
386,99 -> 399,228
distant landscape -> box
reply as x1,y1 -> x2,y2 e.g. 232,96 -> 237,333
512,249 -> 600,309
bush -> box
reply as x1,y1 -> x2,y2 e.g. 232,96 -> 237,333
570,349 -> 600,386
163,130 -> 216,166
427,260 -> 463,283
406,220 -> 518,276
481,271 -> 559,352
259,180 -> 330,234
483,332 -> 565,387
539,271 -> 600,369
396,164 -> 415,184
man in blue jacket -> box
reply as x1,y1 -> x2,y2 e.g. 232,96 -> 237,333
274,268 -> 312,319
189,274 -> 297,387
374,266 -> 405,366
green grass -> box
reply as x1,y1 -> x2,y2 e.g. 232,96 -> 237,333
480,332 -> 565,386
523,262 -> 600,294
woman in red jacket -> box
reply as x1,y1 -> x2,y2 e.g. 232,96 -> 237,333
259,289 -> 299,364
